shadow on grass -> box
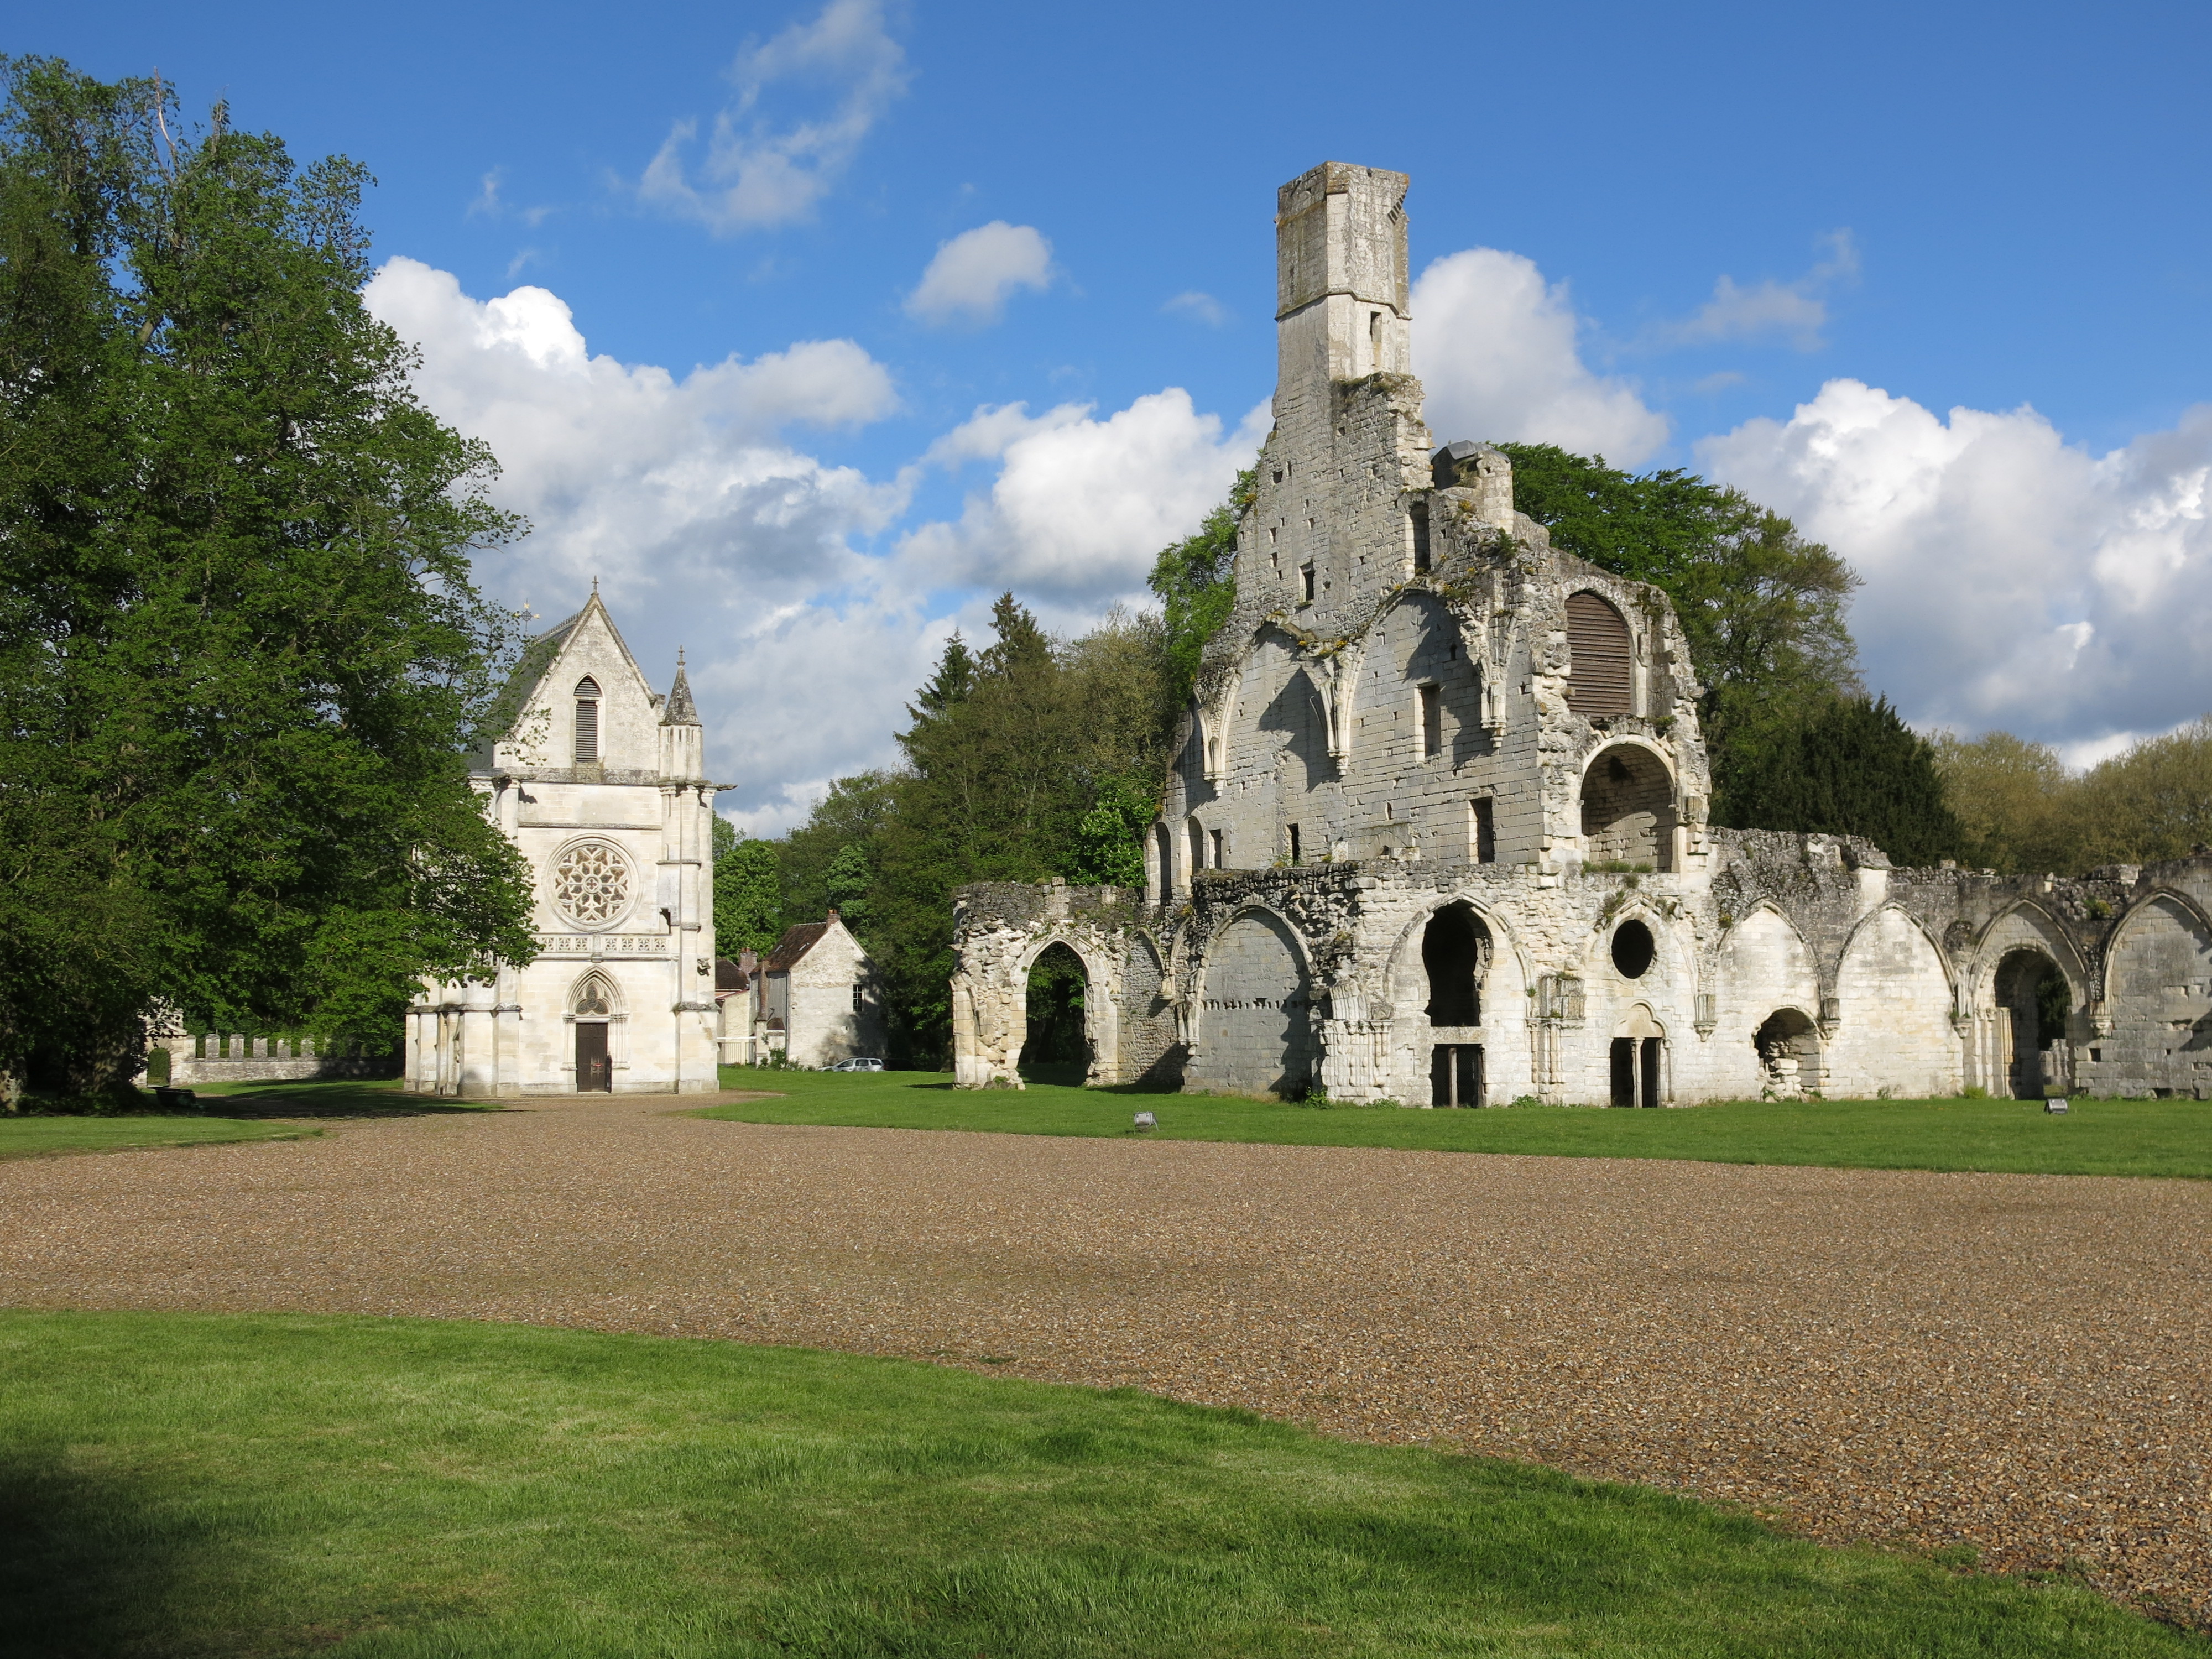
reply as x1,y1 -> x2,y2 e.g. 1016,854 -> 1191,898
0,1449 -> 221,1659
166,1078 -> 500,1121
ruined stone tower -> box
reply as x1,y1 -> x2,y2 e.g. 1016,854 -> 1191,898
945,164 -> 2212,1108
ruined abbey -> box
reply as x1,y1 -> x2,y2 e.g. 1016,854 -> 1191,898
948,161 -> 2212,1106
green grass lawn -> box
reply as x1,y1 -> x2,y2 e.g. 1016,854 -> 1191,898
0,1113 -> 320,1161
0,1310 -> 2194,1658
705,1067 -> 2212,1180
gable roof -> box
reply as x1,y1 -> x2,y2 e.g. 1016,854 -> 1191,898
764,921 -> 830,973
478,588 -> 660,764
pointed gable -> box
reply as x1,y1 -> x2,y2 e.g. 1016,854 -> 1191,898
490,591 -> 662,773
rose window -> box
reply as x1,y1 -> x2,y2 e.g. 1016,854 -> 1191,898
551,841 -> 632,928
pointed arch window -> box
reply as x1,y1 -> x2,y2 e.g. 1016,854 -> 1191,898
573,676 -> 602,763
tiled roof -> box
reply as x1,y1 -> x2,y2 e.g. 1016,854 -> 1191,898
764,922 -> 829,972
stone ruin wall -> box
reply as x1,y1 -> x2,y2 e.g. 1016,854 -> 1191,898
950,847 -> 2212,1104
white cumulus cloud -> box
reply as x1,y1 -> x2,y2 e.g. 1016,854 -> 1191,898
1411,247 -> 1670,467
905,222 -> 1055,327
1699,380 -> 2212,748
898,392 -> 1270,606
364,257 -> 918,826
640,0 -> 908,234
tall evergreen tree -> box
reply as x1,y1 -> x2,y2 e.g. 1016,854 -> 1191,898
1730,696 -> 1964,866
0,60 -> 533,1092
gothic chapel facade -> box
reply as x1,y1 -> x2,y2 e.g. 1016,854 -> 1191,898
947,163 -> 2212,1106
406,593 -> 724,1095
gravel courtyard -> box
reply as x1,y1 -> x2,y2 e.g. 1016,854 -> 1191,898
2,1092 -> 2206,1627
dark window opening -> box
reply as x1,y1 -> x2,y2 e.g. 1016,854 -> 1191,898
1211,828 -> 1225,869
1299,565 -> 1316,604
1419,684 -> 1441,758
1411,503 -> 1430,573
1422,901 -> 1489,1027
1610,1037 -> 1662,1107
1470,798 -> 1495,864
1611,920 -> 1655,978
1287,823 -> 1302,864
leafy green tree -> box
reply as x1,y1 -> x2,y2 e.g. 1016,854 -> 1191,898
778,773 -> 898,938
1068,778 -> 1153,887
1729,696 -> 1964,867
710,816 -> 784,957
1500,443 -> 1866,828
1149,469 -> 1255,707
0,60 -> 533,1092
2077,714 -> 2212,867
1933,731 -> 2079,873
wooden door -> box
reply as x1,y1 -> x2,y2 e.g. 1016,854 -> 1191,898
576,1022 -> 611,1092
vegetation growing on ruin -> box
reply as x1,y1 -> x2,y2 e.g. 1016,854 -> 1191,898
1150,466 -> 1257,708
0,60 -> 535,1095
1,1308 -> 2193,1656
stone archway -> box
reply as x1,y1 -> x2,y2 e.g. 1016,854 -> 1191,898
1753,1007 -> 1822,1098
1580,744 -> 1676,871
1019,941 -> 1091,1086
1190,909 -> 1317,1099
1610,1004 -> 1667,1107
1992,948 -> 2072,1099
1422,901 -> 1490,1106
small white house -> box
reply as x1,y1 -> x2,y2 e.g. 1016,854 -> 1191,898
747,911 -> 884,1068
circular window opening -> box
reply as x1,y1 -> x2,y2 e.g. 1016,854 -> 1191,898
1611,919 -> 1655,979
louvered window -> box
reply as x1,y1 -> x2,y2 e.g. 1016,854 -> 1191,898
1564,593 -> 1633,716
573,676 -> 602,763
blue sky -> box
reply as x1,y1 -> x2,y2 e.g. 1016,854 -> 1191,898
25,0 -> 2212,826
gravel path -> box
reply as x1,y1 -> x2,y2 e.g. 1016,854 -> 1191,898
2,1093 -> 2206,1626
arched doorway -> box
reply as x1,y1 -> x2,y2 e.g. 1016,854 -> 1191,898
1019,942 -> 1090,1087
1753,1008 -> 1822,1098
1993,949 -> 2071,1099
1610,1005 -> 1666,1107
572,973 -> 614,1092
1422,901 -> 1490,1105
1581,744 -> 1676,871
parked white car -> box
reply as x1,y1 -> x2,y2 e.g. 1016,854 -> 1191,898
826,1057 -> 885,1072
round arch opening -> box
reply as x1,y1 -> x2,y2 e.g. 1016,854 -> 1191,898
1753,1008 -> 1821,1098
1422,901 -> 1493,1108
1581,744 -> 1676,872
1019,941 -> 1091,1087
